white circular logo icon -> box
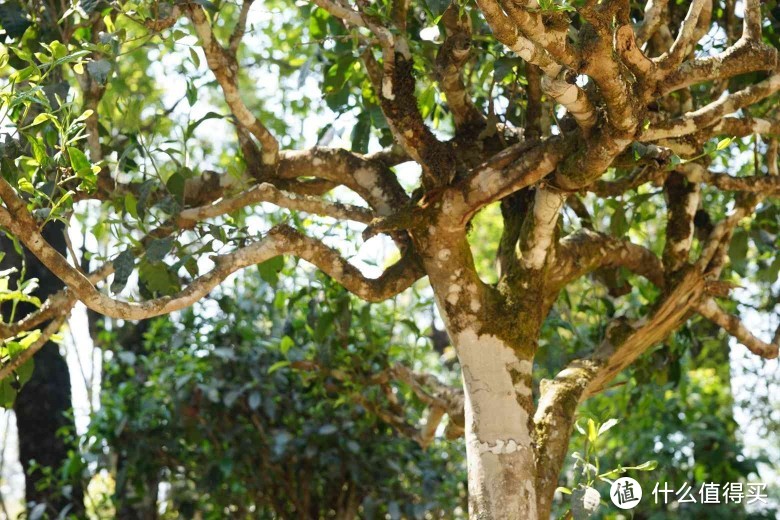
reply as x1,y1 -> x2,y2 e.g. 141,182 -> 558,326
610,477 -> 642,509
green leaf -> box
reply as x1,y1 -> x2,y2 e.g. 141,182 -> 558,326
258,256 -> 284,285
716,137 -> 733,151
587,418 -> 597,443
15,358 -> 34,386
0,379 -> 17,409
30,113 -> 56,126
729,228 -> 749,275
313,311 -> 335,342
597,418 -> 619,436
124,192 -> 138,219
27,136 -> 48,166
318,424 -> 338,435
493,57 -> 516,83
189,47 -> 201,68
146,238 -> 173,262
279,335 -> 294,355
86,59 -> 112,85
17,178 -> 35,194
74,109 -> 94,123
111,249 -> 135,293
610,205 -> 629,237
68,147 -> 91,175
166,171 -> 186,205
185,112 -> 224,140
223,389 -> 242,408
267,360 -> 290,374
248,391 -> 261,410
351,111 -> 371,154
80,0 -> 100,14
139,261 -> 180,296
423,0 -> 450,19
631,460 -> 658,471
555,486 -> 572,495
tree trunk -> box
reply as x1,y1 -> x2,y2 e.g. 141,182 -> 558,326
422,228 -> 542,519
453,328 -> 538,519
0,222 -> 84,515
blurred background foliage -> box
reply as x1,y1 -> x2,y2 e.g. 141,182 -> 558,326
83,268 -> 467,519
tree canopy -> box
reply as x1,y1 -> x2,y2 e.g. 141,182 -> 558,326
1,0 -> 779,518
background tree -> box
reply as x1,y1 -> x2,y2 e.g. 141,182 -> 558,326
1,0 -> 780,518
0,223 -> 84,516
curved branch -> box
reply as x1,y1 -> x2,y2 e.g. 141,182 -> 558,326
534,267 -> 707,515
541,73 -> 597,134
0,315 -> 68,382
697,298 -> 779,358
680,162 -> 780,193
549,229 -> 666,290
436,5 -> 485,130
229,0 -> 255,53
459,136 -> 569,221
655,0 -> 707,71
518,188 -> 566,271
662,173 -> 700,273
635,0 -> 669,46
178,182 -> 375,225
0,292 -> 76,340
642,72 -> 780,141
0,182 -> 423,320
278,148 -> 409,216
588,165 -> 668,197
659,37 -> 778,96
186,5 -> 279,164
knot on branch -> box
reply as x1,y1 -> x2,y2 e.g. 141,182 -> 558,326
362,204 -> 429,241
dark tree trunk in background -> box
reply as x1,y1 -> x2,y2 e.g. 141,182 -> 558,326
0,222 -> 84,515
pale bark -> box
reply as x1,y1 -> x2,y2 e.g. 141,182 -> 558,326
455,330 -> 536,519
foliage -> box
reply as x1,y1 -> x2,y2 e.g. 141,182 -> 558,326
85,270 -> 466,518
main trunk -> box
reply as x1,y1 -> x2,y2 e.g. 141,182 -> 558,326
452,328 -> 538,519
421,228 -> 545,519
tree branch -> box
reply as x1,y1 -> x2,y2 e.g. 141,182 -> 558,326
0,181 -> 423,319
662,172 -> 700,273
635,0 -> 669,46
459,136 -> 569,222
659,37 -> 778,96
642,72 -> 780,141
742,0 -> 762,41
697,298 -> 779,358
655,0 -> 707,71
178,182 -> 375,225
228,0 -> 255,54
680,162 -> 780,194
549,229 -> 666,291
0,315 -> 68,382
186,4 -> 279,165
518,188 -> 566,271
436,4 -> 485,131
